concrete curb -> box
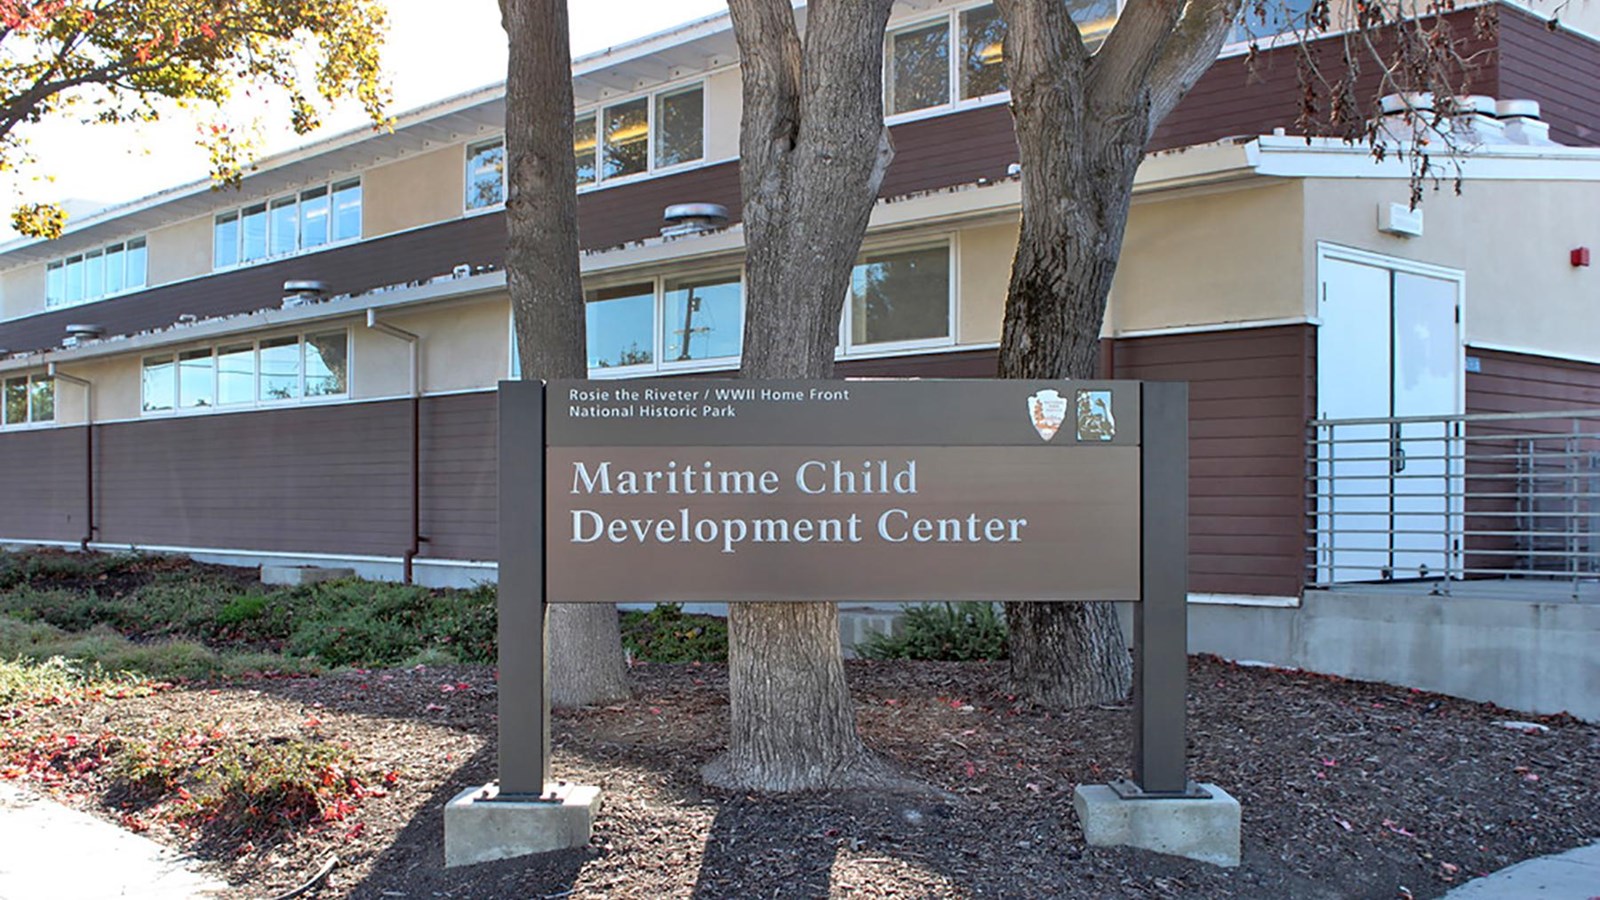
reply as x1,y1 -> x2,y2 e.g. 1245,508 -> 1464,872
1443,840 -> 1600,899
0,782 -> 227,900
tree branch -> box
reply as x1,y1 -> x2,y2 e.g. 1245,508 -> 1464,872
1144,0 -> 1245,129
1086,0 -> 1187,122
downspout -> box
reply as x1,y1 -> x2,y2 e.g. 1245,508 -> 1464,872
366,310 -> 423,584
47,363 -> 94,552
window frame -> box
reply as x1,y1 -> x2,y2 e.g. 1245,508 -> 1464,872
212,178 -> 363,271
837,236 -> 959,358
43,236 -> 149,310
479,80 -> 709,209
511,264 -> 745,379
1,373 -> 55,428
139,329 -> 352,416
882,0 -> 1123,124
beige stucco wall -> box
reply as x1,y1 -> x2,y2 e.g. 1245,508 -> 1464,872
1,262 -> 47,320
362,145 -> 467,239
704,69 -> 743,162
1110,181 -> 1307,333
1304,177 -> 1600,361
147,216 -> 214,286
48,355 -> 141,423
368,296 -> 511,397
956,221 -> 1016,344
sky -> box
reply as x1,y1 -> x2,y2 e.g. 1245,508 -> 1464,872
4,0 -> 730,219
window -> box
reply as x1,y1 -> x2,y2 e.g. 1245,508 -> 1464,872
569,83 -> 705,191
585,282 -> 656,369
522,270 -> 742,376
654,88 -> 704,169
886,1 -> 1117,116
474,84 -> 707,201
889,19 -> 950,115
574,116 -> 597,186
44,237 -> 148,308
140,330 -> 349,414
466,139 -> 506,210
214,179 -> 361,268
842,243 -> 953,353
2,374 -> 53,427
603,98 -> 650,180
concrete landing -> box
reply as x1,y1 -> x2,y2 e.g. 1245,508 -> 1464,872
0,782 -> 227,899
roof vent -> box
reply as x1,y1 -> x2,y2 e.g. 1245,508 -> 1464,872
661,203 -> 729,238
1496,99 -> 1556,145
62,323 -> 105,348
282,280 -> 330,308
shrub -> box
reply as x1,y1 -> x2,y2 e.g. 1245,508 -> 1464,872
856,602 -> 1008,661
620,603 -> 728,663
110,728 -> 377,838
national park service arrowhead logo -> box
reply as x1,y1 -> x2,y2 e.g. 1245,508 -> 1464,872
1027,389 -> 1068,441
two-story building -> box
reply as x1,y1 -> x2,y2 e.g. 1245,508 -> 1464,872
0,0 -> 1596,615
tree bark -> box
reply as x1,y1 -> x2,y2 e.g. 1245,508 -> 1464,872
500,0 -> 628,708
703,0 -> 900,792
994,0 -> 1240,708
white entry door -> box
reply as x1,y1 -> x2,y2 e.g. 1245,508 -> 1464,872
1315,248 -> 1463,584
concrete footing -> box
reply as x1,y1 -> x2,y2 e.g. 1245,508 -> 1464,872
259,564 -> 355,586
443,782 -> 601,867
1074,782 -> 1241,867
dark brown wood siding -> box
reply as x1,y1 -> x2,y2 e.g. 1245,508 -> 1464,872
1461,347 -> 1600,574
0,426 -> 88,543
419,392 -> 497,562
92,400 -> 414,556
1497,6 -> 1600,147
1111,325 -> 1316,597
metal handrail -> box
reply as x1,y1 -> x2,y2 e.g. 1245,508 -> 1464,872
1306,408 -> 1598,598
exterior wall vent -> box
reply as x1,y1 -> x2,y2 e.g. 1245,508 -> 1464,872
661,203 -> 729,237
282,280 -> 330,308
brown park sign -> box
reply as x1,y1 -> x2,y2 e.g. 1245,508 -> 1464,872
544,379 -> 1143,604
494,378 -> 1198,802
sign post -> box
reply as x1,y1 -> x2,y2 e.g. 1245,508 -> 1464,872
444,378 -> 1239,868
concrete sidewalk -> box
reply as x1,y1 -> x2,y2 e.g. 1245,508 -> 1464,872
1443,841 -> 1600,899
0,782 -> 226,900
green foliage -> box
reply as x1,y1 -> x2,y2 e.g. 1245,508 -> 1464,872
619,603 -> 728,663
0,0 -> 392,235
0,550 -> 497,673
856,602 -> 1008,662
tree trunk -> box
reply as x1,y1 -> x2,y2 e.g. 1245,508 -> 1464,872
992,0 -> 1241,708
500,0 -> 628,708
704,0 -> 900,792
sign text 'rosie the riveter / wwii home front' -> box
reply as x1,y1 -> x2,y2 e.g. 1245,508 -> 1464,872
544,379 -> 1145,605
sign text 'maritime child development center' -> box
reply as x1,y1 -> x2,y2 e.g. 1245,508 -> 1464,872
565,456 -> 1031,555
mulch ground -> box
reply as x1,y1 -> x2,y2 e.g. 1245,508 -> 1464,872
4,655 -> 1597,899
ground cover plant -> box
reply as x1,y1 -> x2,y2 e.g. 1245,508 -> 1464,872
1,550 -> 1596,898
0,549 -> 496,678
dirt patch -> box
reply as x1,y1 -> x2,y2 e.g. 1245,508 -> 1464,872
3,656 -> 1596,899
